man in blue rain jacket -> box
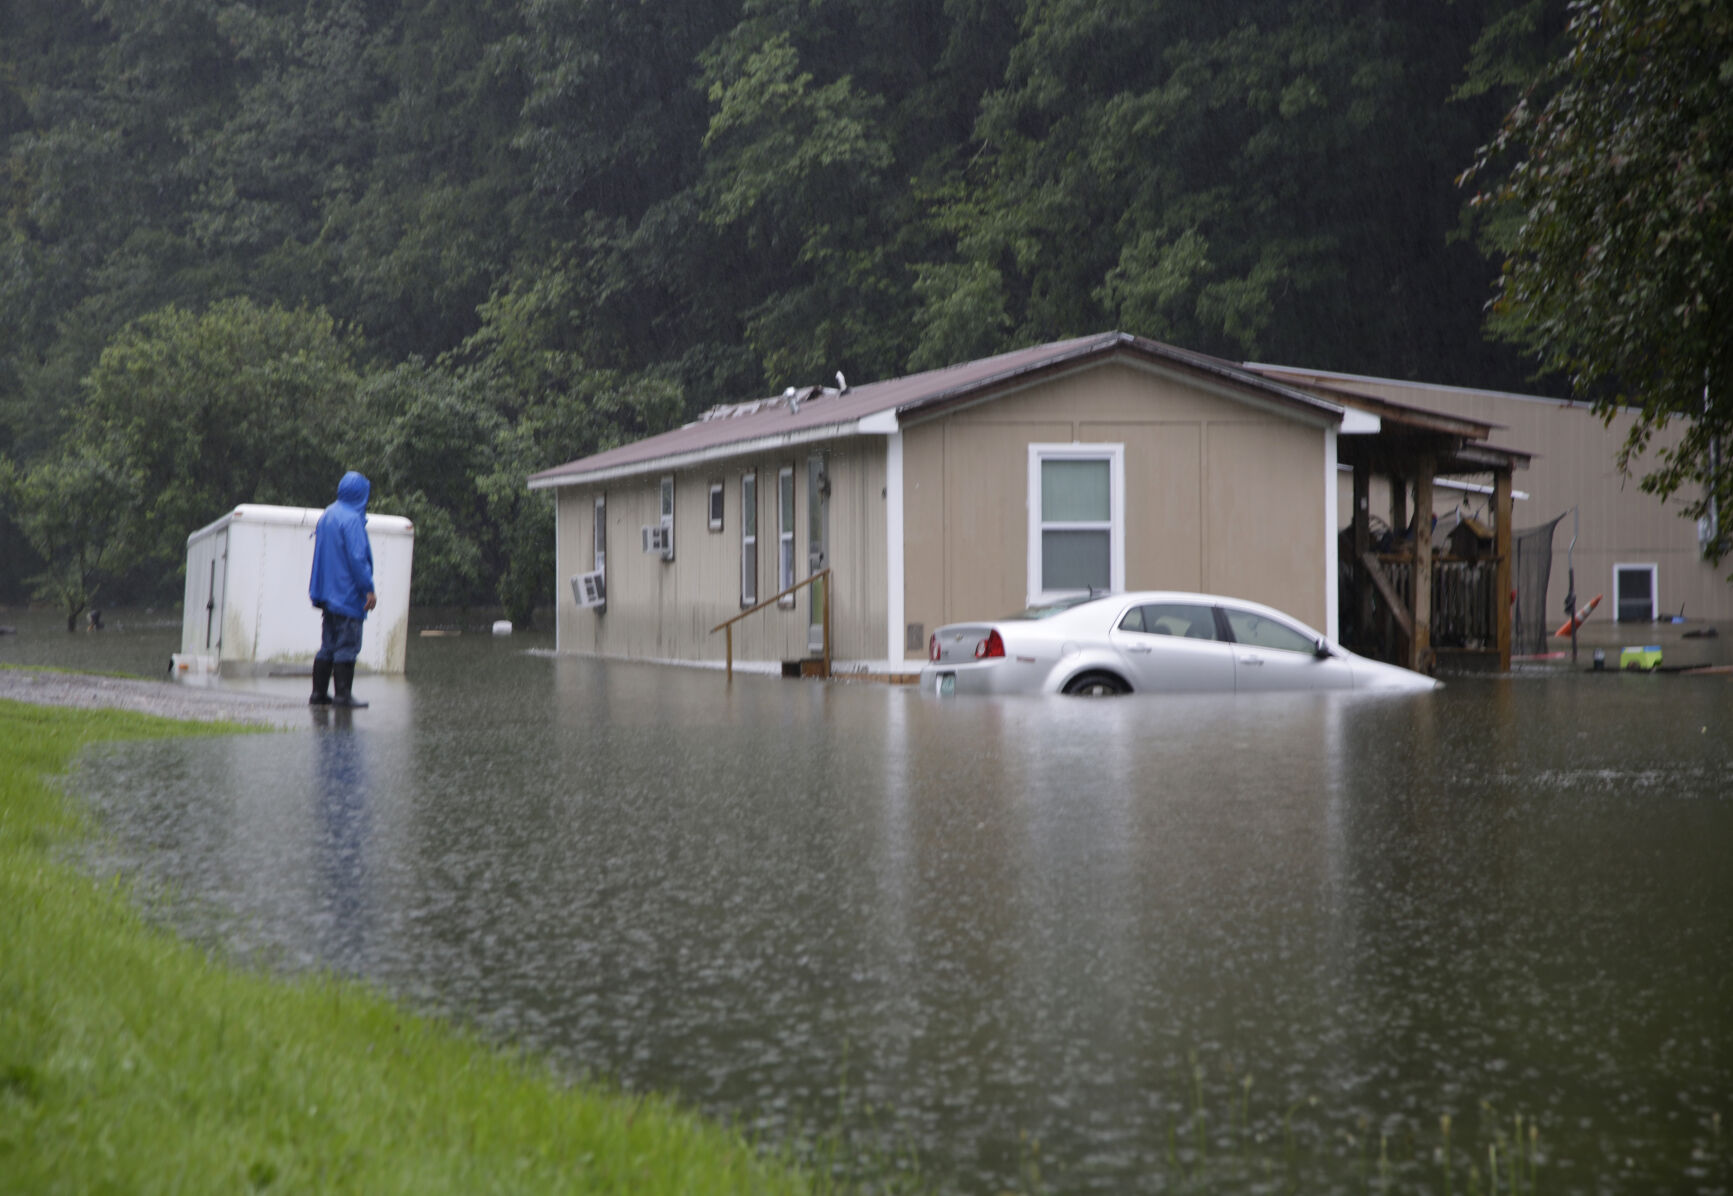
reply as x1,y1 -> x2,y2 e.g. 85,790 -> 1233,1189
308,471 -> 377,708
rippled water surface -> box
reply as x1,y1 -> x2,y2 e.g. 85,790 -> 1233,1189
40,616 -> 1733,1193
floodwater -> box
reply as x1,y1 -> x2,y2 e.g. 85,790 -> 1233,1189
11,610 -> 1733,1193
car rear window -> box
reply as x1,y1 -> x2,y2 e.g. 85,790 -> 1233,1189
1001,594 -> 1108,621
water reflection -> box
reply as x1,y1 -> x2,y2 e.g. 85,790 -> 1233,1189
72,636 -> 1733,1193
312,718 -> 371,970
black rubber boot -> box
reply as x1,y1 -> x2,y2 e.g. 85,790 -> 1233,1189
310,658 -> 333,705
332,661 -> 368,708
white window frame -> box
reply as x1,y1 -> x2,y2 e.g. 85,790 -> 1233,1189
777,465 -> 796,607
740,471 -> 758,608
593,494 -> 606,575
1613,562 -> 1658,622
658,474 -> 675,562
1027,443 -> 1125,604
708,480 -> 724,532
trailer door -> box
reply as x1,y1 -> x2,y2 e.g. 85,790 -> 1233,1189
202,530 -> 228,652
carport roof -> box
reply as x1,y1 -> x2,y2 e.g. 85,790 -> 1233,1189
528,332 -> 1348,489
1241,364 -> 1533,476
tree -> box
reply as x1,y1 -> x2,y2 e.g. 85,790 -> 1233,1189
911,0 -> 1553,384
1463,0 -> 1733,557
0,446 -> 138,629
76,298 -> 360,592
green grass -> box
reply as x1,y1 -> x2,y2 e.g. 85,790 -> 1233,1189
0,699 -> 825,1194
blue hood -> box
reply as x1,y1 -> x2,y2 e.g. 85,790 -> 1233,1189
310,471 -> 376,620
336,470 -> 370,510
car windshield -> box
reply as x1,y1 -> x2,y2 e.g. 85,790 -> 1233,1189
1000,594 -> 1109,621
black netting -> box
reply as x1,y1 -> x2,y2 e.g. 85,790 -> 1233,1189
1512,514 -> 1564,656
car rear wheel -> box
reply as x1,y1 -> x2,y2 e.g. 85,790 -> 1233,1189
1063,671 -> 1129,697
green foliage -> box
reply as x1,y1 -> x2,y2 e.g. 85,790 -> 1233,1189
76,298 -> 360,590
1463,0 -> 1733,557
0,445 -> 138,628
917,0 -> 1534,375
0,0 -> 1566,612
351,361 -> 503,606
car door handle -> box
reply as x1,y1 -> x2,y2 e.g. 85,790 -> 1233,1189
1239,656 -> 1264,666
1127,644 -> 1153,654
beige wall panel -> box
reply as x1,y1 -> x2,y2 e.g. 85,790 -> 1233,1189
554,488 -> 585,652
943,420 -> 1071,622
904,363 -> 1333,631
1079,421 -> 1203,591
552,440 -> 888,667
611,480 -> 667,659
753,454 -> 817,663
554,484 -> 605,653
949,360 -> 1263,427
1203,421 -> 1328,628
1317,375 -> 1733,622
671,458 -> 793,663
822,441 -> 888,661
902,422 -> 948,646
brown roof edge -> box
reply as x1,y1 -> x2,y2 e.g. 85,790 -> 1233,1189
891,332 -> 1346,426
1240,363 -> 1509,440
1247,373 -> 1500,442
1451,443 -> 1533,472
528,332 -> 1347,487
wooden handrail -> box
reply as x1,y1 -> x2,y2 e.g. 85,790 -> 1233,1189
710,568 -> 831,681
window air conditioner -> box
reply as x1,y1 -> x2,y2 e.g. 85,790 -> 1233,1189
571,570 -> 606,610
641,525 -> 674,560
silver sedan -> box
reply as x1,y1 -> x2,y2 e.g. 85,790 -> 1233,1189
920,591 -> 1439,696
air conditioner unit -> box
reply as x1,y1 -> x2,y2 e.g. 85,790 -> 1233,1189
641,524 -> 674,560
571,570 -> 606,610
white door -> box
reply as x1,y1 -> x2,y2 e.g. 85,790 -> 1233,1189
201,531 -> 228,654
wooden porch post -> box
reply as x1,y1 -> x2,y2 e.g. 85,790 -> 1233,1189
1494,468 -> 1513,671
1388,472 -> 1409,664
1410,457 -> 1435,673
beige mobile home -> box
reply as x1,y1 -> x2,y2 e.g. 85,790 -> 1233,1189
1250,365 -> 1733,629
531,333 -> 1529,677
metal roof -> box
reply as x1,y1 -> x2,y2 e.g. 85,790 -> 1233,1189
528,332 -> 1348,489
1242,364 -> 1533,475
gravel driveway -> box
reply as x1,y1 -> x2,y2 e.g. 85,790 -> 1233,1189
0,668 -> 304,727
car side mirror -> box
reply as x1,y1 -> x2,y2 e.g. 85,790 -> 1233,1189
1314,639 -> 1334,659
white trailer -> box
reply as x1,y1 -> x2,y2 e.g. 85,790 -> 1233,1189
177,504 -> 414,680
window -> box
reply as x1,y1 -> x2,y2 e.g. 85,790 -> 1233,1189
658,475 -> 675,561
1122,603 -> 1218,640
708,480 -> 724,532
593,495 -> 606,575
1613,563 -> 1657,622
741,472 -> 758,607
1027,444 -> 1124,602
777,466 -> 796,606
1222,607 -> 1316,654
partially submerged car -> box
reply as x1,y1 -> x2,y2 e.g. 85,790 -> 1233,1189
921,591 -> 1438,696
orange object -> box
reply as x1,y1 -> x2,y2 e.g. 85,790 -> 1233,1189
1554,592 -> 1602,637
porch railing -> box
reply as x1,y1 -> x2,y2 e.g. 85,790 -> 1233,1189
710,568 -> 831,682
1346,554 -> 1501,656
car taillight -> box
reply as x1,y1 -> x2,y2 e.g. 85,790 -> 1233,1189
975,629 -> 1005,659
929,633 -> 940,663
